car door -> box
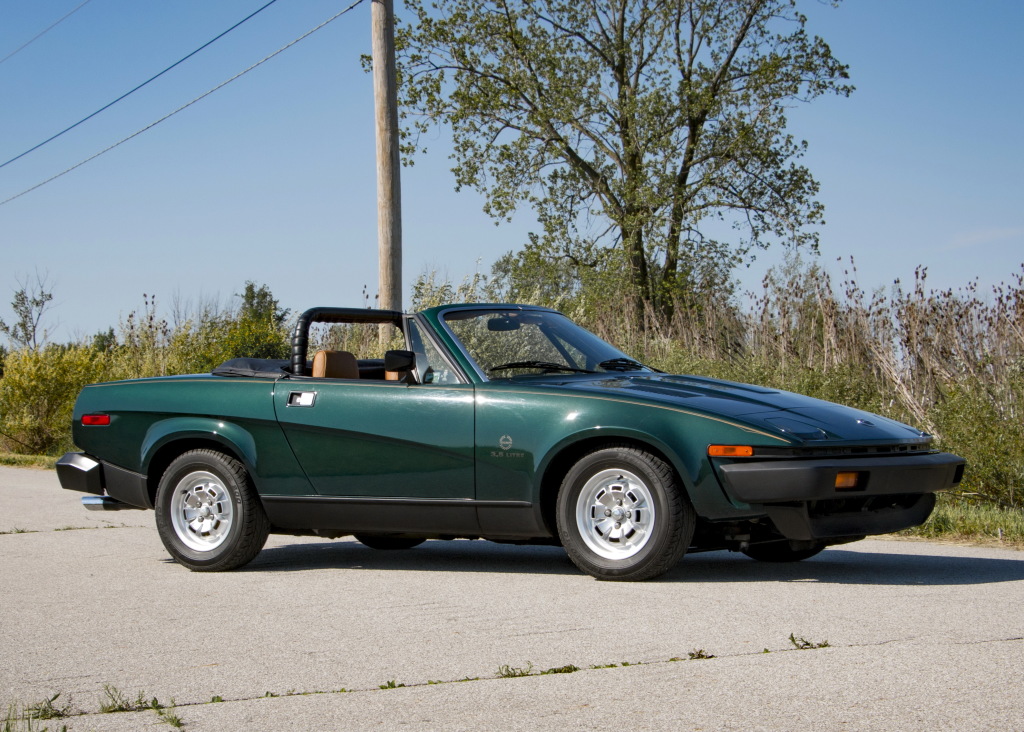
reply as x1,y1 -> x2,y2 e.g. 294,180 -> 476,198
273,378 -> 475,500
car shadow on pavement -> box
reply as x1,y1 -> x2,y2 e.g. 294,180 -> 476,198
246,538 -> 580,576
241,538 -> 1024,585
668,548 -> 1024,586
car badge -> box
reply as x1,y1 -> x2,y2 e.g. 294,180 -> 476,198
499,434 -> 514,450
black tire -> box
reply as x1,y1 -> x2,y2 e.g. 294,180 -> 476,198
355,535 -> 426,550
556,446 -> 695,581
155,449 -> 270,571
741,540 -> 826,563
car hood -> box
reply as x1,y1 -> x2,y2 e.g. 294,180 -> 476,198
529,373 -> 929,444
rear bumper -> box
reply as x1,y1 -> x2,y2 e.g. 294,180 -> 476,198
55,452 -> 152,510
55,453 -> 104,495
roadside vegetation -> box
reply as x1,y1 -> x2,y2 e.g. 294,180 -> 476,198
1,257 -> 1022,545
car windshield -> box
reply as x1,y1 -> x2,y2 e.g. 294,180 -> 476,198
441,308 -> 650,379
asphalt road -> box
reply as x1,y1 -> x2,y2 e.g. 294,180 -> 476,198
2,465 -> 1023,731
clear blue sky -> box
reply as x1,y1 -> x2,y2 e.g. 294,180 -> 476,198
1,0 -> 1022,342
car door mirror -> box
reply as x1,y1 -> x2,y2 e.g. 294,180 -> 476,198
384,350 -> 417,373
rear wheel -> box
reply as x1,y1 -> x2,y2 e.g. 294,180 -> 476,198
556,446 -> 695,581
741,540 -> 826,563
355,535 -> 426,550
155,449 -> 270,571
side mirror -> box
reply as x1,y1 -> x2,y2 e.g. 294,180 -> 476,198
384,350 -> 416,373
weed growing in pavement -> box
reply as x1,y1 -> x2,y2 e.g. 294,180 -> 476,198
23,694 -> 70,721
98,685 -> 164,713
378,680 -> 406,690
153,701 -> 184,729
209,696 -> 223,703
497,663 -> 534,678
688,649 -> 716,660
4,694 -> 73,732
539,665 -> 580,675
789,633 -> 830,650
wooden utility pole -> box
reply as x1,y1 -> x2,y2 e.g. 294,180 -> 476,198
371,0 -> 402,314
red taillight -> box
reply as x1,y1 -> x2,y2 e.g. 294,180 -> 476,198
81,414 -> 110,426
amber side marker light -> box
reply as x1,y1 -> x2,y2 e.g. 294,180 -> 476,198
708,445 -> 754,458
835,471 -> 860,490
81,414 -> 110,426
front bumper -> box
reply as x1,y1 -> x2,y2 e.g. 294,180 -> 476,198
716,452 -> 965,504
715,451 -> 965,541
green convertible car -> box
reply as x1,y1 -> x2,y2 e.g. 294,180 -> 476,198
57,304 -> 965,581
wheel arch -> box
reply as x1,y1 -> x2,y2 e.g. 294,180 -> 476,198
536,431 -> 695,538
141,420 -> 257,506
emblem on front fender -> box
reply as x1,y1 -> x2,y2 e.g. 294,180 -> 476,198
499,434 -> 514,450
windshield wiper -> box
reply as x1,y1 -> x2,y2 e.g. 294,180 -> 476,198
598,358 -> 647,372
489,360 -> 595,374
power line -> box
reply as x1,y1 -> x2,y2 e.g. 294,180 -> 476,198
0,0 -> 283,171
0,0 -> 95,67
0,0 -> 367,208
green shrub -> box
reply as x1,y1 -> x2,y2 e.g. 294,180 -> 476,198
0,345 -> 109,455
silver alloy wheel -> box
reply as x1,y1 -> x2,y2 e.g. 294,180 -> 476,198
169,470 -> 233,552
575,468 -> 655,560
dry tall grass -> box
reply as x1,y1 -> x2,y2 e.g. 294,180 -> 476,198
566,256 -> 1023,509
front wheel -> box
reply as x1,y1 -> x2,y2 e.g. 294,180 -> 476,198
155,450 -> 270,571
556,446 -> 695,581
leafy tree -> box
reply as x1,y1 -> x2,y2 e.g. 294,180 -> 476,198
397,0 -> 852,315
92,327 -> 117,352
237,281 -> 289,328
230,282 -> 290,361
0,273 -> 54,349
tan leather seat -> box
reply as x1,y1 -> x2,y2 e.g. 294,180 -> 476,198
311,350 -> 359,379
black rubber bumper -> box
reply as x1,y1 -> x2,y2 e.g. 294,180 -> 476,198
56,452 -> 104,495
55,452 -> 152,509
716,452 -> 965,505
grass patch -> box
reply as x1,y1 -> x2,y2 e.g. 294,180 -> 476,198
899,497 -> 1024,547
0,454 -> 55,469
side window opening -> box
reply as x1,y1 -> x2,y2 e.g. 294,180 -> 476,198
407,319 -> 462,385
